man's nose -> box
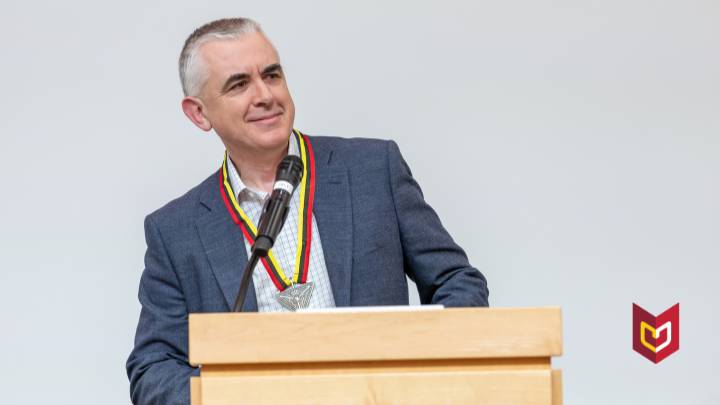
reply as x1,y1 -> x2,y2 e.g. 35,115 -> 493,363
251,78 -> 273,107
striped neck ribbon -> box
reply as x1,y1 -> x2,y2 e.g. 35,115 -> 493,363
218,129 -> 316,292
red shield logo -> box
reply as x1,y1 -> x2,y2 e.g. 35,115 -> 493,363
632,303 -> 680,363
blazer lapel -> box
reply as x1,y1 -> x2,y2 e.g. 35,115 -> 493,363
194,137 -> 352,311
195,172 -> 258,312
311,138 -> 354,307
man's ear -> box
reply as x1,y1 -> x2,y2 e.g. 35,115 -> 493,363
181,96 -> 212,131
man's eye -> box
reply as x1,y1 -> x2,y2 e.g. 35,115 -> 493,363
265,73 -> 281,80
230,81 -> 248,90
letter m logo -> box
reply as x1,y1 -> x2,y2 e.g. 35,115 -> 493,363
632,303 -> 680,363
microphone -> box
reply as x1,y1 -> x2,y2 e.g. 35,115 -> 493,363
252,155 -> 304,256
233,154 -> 304,312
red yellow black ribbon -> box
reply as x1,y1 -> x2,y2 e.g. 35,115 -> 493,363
218,130 -> 316,291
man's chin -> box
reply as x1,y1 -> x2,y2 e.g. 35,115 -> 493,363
252,127 -> 292,151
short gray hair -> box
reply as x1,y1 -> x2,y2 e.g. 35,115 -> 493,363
179,18 -> 262,97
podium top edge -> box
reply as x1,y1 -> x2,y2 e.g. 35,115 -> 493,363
188,307 -> 563,365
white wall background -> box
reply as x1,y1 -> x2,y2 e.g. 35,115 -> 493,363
1,1 -> 718,403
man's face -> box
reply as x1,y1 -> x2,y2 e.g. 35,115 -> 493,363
196,32 -> 295,153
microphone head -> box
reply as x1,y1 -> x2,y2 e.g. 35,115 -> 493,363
275,155 -> 304,191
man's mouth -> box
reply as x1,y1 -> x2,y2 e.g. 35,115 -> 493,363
248,111 -> 282,123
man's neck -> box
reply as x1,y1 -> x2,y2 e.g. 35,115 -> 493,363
227,143 -> 288,194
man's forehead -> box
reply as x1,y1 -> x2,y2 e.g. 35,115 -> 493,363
199,33 -> 280,76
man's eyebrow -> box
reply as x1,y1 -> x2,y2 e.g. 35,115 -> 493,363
221,72 -> 249,93
219,64 -> 283,94
262,63 -> 283,75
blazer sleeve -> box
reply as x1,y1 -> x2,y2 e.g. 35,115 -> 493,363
386,140 -> 489,307
126,215 -> 198,405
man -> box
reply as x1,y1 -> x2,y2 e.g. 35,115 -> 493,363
127,18 -> 488,404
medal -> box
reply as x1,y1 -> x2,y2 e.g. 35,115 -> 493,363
219,130 -> 316,310
276,281 -> 315,311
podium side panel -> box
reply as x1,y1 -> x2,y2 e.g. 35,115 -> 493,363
552,369 -> 562,405
191,376 -> 201,405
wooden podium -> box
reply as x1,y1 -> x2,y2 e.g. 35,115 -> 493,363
189,307 -> 562,404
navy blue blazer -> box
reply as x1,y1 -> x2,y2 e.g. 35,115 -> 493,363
126,136 -> 489,404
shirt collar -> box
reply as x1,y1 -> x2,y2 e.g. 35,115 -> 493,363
227,132 -> 299,200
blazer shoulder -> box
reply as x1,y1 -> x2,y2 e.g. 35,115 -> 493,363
308,134 -> 394,167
